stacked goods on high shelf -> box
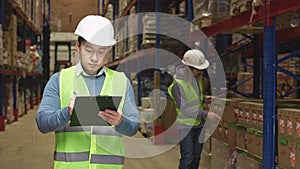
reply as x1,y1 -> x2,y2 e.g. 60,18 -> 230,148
128,6 -> 138,53
11,0 -> 43,31
237,53 -> 299,98
105,4 -> 113,21
115,20 -> 127,60
193,0 -> 231,28
141,13 -> 189,48
2,14 -> 17,68
119,0 -> 132,17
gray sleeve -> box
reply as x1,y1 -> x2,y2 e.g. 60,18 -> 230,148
115,78 -> 140,136
36,73 -> 71,133
171,82 -> 207,118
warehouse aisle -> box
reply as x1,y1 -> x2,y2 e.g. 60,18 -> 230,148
0,106 -> 55,169
0,106 -> 208,169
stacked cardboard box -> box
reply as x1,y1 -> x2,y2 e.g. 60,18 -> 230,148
277,108 -> 300,169
237,71 -> 298,98
211,137 -> 236,169
236,149 -> 262,169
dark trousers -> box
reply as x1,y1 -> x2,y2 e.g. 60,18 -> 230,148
178,126 -> 204,169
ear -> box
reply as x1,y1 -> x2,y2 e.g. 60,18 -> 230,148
75,41 -> 81,52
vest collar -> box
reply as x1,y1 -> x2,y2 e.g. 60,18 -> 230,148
75,62 -> 106,77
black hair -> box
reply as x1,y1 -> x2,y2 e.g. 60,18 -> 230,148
77,36 -> 85,46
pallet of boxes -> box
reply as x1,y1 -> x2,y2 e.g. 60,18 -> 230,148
203,98 -> 263,169
277,106 -> 300,169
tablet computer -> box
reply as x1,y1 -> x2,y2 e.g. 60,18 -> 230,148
70,96 -> 122,126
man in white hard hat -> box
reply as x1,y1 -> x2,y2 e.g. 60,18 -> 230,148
168,49 -> 220,169
36,15 -> 139,169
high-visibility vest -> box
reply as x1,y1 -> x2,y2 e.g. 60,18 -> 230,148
168,78 -> 204,126
55,66 -> 127,169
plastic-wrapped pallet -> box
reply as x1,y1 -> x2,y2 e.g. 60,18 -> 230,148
193,0 -> 209,17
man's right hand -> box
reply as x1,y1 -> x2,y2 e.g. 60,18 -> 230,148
68,96 -> 76,115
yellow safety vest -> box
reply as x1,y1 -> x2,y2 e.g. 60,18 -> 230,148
55,66 -> 127,169
168,78 -> 204,126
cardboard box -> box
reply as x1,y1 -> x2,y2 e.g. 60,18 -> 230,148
278,139 -> 289,169
294,109 -> 300,144
212,121 -> 224,141
251,103 -> 263,130
211,138 -> 231,161
203,136 -> 211,154
277,108 -> 296,147
223,121 -> 237,147
238,102 -> 246,125
221,98 -> 239,123
296,144 -> 300,169
236,152 -> 262,169
277,109 -> 287,139
254,130 -> 263,158
236,124 -> 246,149
289,147 -> 296,168
200,151 -> 211,169
246,128 -> 256,155
211,138 -> 231,169
243,102 -> 253,128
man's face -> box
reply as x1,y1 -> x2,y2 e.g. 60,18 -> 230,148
190,66 -> 203,77
77,41 -> 111,75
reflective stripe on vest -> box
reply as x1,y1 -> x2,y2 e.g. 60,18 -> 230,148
168,78 -> 204,126
57,66 -> 127,169
54,152 -> 124,164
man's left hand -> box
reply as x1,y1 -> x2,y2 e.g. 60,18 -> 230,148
98,110 -> 123,126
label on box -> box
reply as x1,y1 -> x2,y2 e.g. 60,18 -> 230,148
224,128 -> 228,139
239,110 -> 244,122
218,126 -> 223,137
252,111 -> 257,126
287,118 -> 293,136
279,117 -> 285,135
258,111 -> 263,128
234,108 -> 239,118
290,148 -> 296,167
296,119 -> 300,139
245,110 -> 250,125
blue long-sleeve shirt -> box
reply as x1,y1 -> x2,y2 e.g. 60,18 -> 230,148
36,65 -> 140,136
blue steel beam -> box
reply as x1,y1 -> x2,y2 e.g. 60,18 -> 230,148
187,0 -> 194,21
262,0 -> 276,164
277,49 -> 300,64
262,25 -> 276,169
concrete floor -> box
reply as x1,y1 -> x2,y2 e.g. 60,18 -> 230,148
0,106 -> 208,169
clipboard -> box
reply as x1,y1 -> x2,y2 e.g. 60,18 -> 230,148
70,96 -> 122,126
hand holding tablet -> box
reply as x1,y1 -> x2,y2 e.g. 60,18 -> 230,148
70,96 -> 122,126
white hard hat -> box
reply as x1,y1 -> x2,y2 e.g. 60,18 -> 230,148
182,49 -> 209,70
74,15 -> 116,46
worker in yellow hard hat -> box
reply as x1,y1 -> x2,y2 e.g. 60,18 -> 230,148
168,49 -> 220,169
36,15 -> 140,169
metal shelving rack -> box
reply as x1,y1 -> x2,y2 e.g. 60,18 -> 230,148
102,0 -> 300,167
0,0 -> 50,131
191,0 -> 300,168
